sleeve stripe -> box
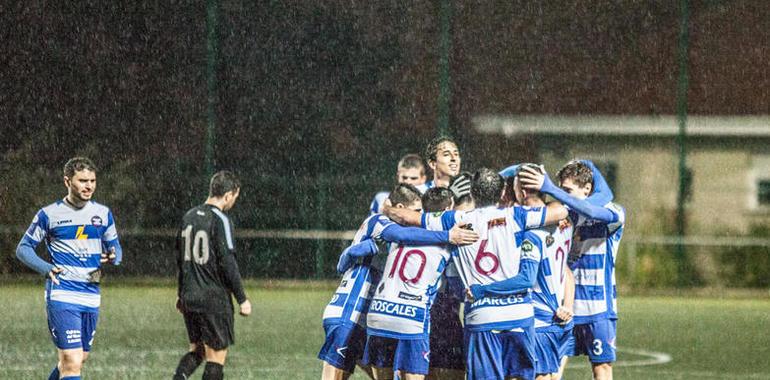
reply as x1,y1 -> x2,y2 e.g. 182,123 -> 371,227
211,208 -> 234,250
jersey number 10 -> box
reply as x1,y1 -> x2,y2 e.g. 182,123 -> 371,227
388,245 -> 427,284
182,225 -> 210,265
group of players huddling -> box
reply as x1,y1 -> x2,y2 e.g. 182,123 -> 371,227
319,137 -> 625,380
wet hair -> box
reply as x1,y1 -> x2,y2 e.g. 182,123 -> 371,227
421,187 -> 454,213
516,163 -> 546,201
449,171 -> 474,206
209,170 -> 241,197
388,183 -> 422,208
397,154 -> 426,173
424,136 -> 458,163
63,157 -> 97,178
556,161 -> 593,189
471,168 -> 504,207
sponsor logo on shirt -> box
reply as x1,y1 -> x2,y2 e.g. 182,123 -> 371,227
397,291 -> 422,302
521,239 -> 534,253
369,300 -> 419,318
56,219 -> 72,225
469,294 -> 525,308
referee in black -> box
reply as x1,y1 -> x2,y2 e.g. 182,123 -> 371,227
173,170 -> 251,380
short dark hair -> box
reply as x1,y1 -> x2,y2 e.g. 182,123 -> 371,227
450,171 -> 474,205
397,154 -> 426,172
471,168 -> 504,207
424,136 -> 457,163
388,183 -> 421,207
209,170 -> 241,197
421,187 -> 454,213
63,157 -> 97,178
556,161 -> 593,189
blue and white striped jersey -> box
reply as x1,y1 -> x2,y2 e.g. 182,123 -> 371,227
568,202 -> 625,324
367,243 -> 451,340
22,200 -> 120,312
368,182 -> 433,215
322,214 -> 393,328
422,205 -> 547,332
531,222 -> 574,331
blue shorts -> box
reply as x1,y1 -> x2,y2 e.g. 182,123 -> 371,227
429,291 -> 465,370
47,305 -> 99,351
534,328 -> 571,375
568,319 -> 617,363
465,327 -> 536,380
318,323 -> 367,373
363,335 -> 430,375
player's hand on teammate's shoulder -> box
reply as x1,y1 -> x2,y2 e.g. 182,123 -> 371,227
100,246 -> 117,264
48,266 -> 63,285
239,299 -> 252,317
449,222 -> 479,246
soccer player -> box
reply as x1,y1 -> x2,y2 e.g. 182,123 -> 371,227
426,173 -> 472,380
173,171 -> 251,380
370,154 -> 429,215
363,187 -> 456,380
509,164 -> 576,380
386,168 -> 568,380
16,157 -> 123,380
320,184 -> 478,380
423,136 -> 461,188
518,161 -> 624,380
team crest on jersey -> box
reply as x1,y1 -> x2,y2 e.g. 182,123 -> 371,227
91,216 -> 103,227
521,239 -> 534,252
545,234 -> 555,247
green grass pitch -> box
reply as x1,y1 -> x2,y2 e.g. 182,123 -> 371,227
1,279 -> 769,379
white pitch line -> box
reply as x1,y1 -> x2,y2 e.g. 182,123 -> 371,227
565,346 -> 672,368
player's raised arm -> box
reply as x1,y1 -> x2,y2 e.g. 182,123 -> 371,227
580,160 -> 614,206
336,239 -> 379,274
518,165 -> 617,223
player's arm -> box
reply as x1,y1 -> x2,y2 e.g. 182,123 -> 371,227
336,239 -> 378,274
468,234 -> 543,300
100,210 -> 123,265
381,221 -> 478,246
215,216 -> 250,315
15,210 -> 62,283
581,160 -> 614,206
556,268 -> 575,323
381,201 -> 422,226
518,166 -> 618,223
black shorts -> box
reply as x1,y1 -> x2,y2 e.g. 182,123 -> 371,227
183,311 -> 235,350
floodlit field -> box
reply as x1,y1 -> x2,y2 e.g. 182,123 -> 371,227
1,278 -> 769,379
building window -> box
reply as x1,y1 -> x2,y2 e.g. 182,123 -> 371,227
758,180 -> 770,206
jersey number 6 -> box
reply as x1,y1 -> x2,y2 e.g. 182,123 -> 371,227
182,225 -> 210,265
474,240 -> 500,276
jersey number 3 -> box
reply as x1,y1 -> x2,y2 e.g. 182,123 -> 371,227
182,225 -> 210,264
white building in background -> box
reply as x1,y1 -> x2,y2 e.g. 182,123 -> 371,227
473,115 -> 770,236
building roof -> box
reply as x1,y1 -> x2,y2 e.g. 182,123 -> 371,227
473,115 -> 770,137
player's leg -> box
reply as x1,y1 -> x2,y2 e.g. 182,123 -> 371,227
392,337 -> 430,380
465,330 -> 505,380
363,335 -> 398,380
554,357 -> 568,380
426,292 -> 464,380
47,307 -> 86,378
200,311 -> 237,380
319,324 -> 367,380
553,326 -> 575,380
585,320 -> 616,380
174,312 -> 206,379
202,343 -> 228,380
499,325 -> 537,380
